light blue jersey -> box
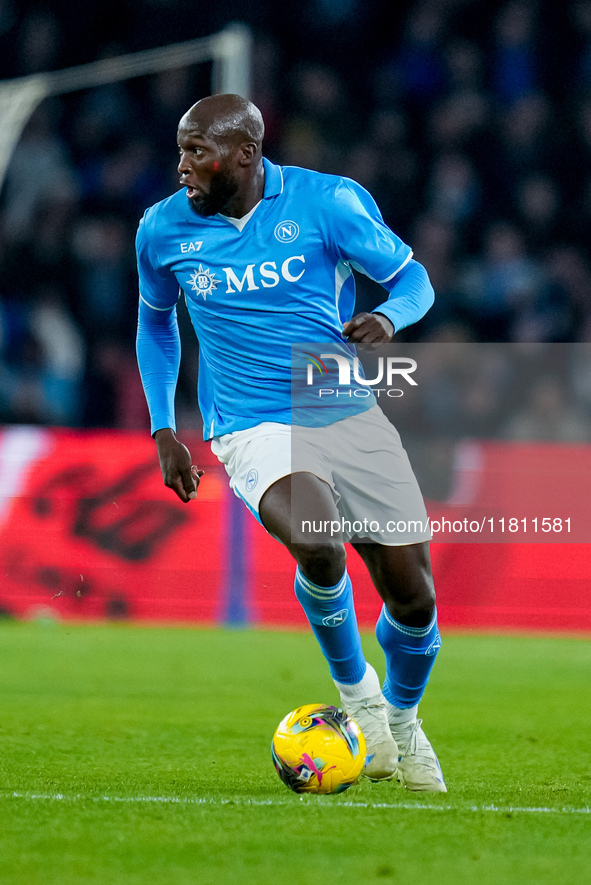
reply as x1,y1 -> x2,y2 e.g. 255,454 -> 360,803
136,159 -> 434,438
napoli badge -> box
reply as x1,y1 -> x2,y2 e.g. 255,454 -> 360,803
246,469 -> 259,491
274,220 -> 299,243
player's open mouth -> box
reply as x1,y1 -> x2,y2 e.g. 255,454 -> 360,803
186,186 -> 198,198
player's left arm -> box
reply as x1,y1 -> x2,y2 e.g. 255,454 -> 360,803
343,260 -> 434,343
330,179 -> 434,342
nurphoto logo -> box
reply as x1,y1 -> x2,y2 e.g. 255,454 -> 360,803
304,354 -> 417,387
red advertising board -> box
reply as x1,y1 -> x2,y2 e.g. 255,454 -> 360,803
1,427 -> 590,632
0,427 -> 226,622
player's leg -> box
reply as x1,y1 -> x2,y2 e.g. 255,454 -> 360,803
259,472 -> 398,780
352,540 -> 446,792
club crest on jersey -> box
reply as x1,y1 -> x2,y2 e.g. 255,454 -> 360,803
188,264 -> 220,300
274,220 -> 299,243
245,469 -> 258,491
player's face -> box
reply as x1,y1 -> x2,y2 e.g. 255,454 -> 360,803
177,128 -> 239,217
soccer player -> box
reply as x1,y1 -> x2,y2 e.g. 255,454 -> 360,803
136,93 -> 446,792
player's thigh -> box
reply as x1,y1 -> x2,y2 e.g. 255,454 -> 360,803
259,471 -> 344,550
326,406 -> 431,545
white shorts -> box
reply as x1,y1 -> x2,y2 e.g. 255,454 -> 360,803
210,405 -> 431,545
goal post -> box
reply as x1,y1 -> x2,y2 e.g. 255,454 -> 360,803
0,22 -> 252,192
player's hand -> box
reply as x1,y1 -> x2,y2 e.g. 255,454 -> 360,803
342,312 -> 394,344
154,428 -> 204,503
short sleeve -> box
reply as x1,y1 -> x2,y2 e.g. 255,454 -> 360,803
136,212 -> 181,310
330,179 -> 412,285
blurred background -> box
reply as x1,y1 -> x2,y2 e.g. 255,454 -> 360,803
0,0 -> 590,434
1,0 -> 591,628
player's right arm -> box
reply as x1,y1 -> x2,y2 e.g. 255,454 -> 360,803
135,212 -> 203,503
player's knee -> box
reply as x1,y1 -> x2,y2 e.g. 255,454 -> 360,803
383,571 -> 436,627
294,541 -> 347,588
408,587 -> 437,624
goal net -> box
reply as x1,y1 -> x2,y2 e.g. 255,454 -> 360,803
0,23 -> 251,193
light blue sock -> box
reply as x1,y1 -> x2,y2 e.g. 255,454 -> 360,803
294,567 -> 367,685
375,604 -> 441,708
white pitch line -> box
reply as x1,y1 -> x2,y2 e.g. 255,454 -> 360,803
3,792 -> 591,815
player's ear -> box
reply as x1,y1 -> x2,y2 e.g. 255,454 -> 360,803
238,141 -> 257,165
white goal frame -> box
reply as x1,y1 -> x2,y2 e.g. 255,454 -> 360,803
0,23 -> 252,192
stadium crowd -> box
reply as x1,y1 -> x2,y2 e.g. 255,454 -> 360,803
0,0 -> 590,438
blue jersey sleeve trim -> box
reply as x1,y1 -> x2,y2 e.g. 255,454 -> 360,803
139,292 -> 178,311
376,251 -> 413,285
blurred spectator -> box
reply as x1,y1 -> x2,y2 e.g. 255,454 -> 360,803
544,246 -> 591,340
0,0 -> 17,78
571,0 -> 591,88
289,63 -> 350,152
29,285 -> 86,425
364,109 -> 419,229
574,96 -> 591,172
299,0 -> 368,63
281,118 -> 331,172
17,9 -> 61,74
82,339 -> 148,429
71,81 -> 135,167
491,1 -> 539,105
386,2 -> 448,106
0,283 -> 85,425
445,39 -> 484,93
95,138 -> 164,208
514,173 -> 562,253
150,68 -> 192,143
342,141 -> 381,192
486,93 -> 559,208
70,215 -> 135,338
459,221 -> 545,340
428,90 -> 490,155
1,104 -> 79,243
409,214 -> 465,334
250,35 -> 283,154
426,152 -> 480,226
282,63 -> 350,171
569,342 -> 591,407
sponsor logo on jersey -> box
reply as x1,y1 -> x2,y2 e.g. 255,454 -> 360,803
188,264 -> 220,300
223,255 -> 305,293
274,220 -> 299,243
322,608 -> 348,627
180,240 -> 203,253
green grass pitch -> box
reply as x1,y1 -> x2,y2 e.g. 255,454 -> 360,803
0,620 -> 589,884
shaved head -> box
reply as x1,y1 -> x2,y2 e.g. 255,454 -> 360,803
178,94 -> 264,149
177,94 -> 266,218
